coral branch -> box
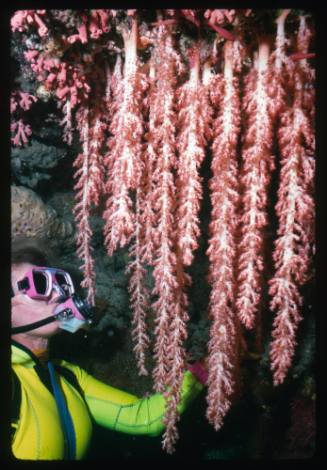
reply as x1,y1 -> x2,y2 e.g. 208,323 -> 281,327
73,107 -> 96,305
140,60 -> 157,265
127,183 -> 151,376
176,45 -> 210,266
236,39 -> 275,329
60,98 -> 73,145
269,9 -> 291,117
161,300 -> 189,453
206,40 -> 240,430
103,18 -> 148,255
11,91 -> 37,147
73,105 -> 105,305
11,10 -> 48,37
269,16 -> 315,385
148,21 -> 189,453
150,23 -> 181,392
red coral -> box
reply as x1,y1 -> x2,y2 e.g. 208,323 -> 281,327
268,10 -> 291,121
103,18 -> 148,256
126,183 -> 151,376
180,9 -> 201,28
67,13 -> 88,44
206,40 -> 241,430
204,9 -> 236,26
175,45 -> 210,266
60,99 -> 73,145
23,46 -> 91,112
73,106 -> 106,305
236,40 -> 276,330
161,270 -> 189,453
150,24 -> 181,392
11,10 -> 48,37
66,10 -> 112,43
11,120 -> 32,147
269,17 -> 315,386
148,22 -> 190,453
140,59 -> 158,266
11,91 -> 37,147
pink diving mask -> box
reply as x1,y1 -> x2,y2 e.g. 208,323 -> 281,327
16,266 -> 75,300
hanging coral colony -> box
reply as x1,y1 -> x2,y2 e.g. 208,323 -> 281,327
11,9 -> 315,453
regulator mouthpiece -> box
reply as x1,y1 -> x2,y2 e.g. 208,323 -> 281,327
54,294 -> 94,333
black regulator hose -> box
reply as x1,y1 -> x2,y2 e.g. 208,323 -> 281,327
11,315 -> 58,334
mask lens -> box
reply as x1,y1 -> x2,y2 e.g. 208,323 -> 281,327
54,272 -> 73,296
33,271 -> 49,295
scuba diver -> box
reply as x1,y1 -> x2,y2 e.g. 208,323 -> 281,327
10,237 -> 208,460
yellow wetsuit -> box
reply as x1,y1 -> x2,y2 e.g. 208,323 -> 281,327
11,341 -> 203,460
